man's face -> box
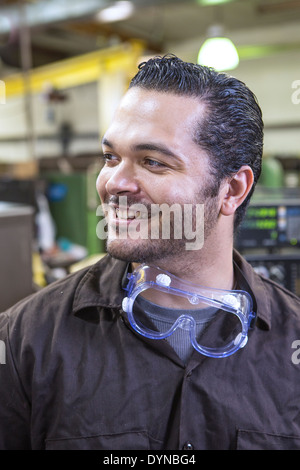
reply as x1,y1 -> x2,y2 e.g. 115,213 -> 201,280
96,87 -> 222,263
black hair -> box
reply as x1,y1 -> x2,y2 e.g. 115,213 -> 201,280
129,54 -> 264,230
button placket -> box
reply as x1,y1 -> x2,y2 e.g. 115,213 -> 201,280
182,441 -> 194,450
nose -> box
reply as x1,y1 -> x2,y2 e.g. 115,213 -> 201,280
103,161 -> 140,196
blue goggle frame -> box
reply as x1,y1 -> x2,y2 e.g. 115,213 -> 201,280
122,264 -> 256,358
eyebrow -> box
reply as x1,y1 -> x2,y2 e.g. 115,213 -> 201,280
101,137 -> 114,148
102,137 -> 179,160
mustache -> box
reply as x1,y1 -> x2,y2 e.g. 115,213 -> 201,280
105,195 -> 152,210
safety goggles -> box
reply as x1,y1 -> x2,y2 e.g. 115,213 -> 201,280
122,264 -> 256,358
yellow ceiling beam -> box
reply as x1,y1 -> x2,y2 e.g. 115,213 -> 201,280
3,40 -> 144,98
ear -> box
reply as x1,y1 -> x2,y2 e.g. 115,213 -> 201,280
220,165 -> 254,217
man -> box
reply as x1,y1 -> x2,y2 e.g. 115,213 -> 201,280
0,55 -> 300,450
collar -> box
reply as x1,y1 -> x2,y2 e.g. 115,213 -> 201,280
233,249 -> 271,330
72,254 -> 129,323
72,251 -> 271,330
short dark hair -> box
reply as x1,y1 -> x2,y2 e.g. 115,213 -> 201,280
129,54 -> 264,230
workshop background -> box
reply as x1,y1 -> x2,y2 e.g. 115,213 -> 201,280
0,0 -> 300,311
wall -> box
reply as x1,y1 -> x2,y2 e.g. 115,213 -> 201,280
0,42 -> 142,164
0,45 -> 299,163
233,50 -> 300,157
0,81 -> 100,162
169,27 -> 300,158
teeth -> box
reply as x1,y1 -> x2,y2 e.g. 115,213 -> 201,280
128,209 -> 138,219
115,208 -> 129,219
115,208 -> 148,220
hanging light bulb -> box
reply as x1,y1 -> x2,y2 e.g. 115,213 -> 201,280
96,1 -> 134,23
197,24 -> 239,71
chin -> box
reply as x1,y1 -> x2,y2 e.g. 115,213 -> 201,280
106,239 -> 155,263
106,237 -> 186,264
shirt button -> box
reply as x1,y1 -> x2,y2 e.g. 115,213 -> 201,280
182,441 -> 194,450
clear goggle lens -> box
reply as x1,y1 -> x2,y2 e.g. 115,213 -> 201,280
122,265 -> 255,358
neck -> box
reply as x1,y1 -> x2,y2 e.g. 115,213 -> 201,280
131,231 -> 235,291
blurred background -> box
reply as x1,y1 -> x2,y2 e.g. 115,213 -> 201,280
0,0 -> 300,310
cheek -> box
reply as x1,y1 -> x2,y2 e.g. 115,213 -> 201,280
148,180 -> 195,205
143,179 -> 173,203
96,170 -> 107,201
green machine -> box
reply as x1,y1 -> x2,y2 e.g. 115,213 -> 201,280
44,167 -> 105,256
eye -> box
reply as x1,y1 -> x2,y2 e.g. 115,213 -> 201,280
102,153 -> 119,165
144,158 -> 168,170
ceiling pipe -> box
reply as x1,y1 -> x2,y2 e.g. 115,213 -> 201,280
0,0 -> 112,34
0,0 -> 188,34
18,0 -> 36,161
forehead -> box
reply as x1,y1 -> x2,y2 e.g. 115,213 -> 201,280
105,87 -> 207,142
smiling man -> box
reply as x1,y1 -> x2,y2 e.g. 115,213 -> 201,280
97,83 -> 254,289
0,55 -> 300,451
98,89 -> 224,278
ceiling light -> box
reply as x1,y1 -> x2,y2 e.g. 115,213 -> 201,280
97,1 -> 134,23
197,25 -> 239,71
197,0 -> 234,4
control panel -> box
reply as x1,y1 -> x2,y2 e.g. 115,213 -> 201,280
235,188 -> 300,296
235,203 -> 300,250
244,253 -> 300,296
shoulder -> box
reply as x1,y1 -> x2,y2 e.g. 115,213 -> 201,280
257,273 -> 300,324
0,266 -> 87,345
0,254 -> 112,330
234,249 -> 300,328
260,273 -> 300,304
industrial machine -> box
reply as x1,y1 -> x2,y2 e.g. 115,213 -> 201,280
0,202 -> 34,311
235,187 -> 300,296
